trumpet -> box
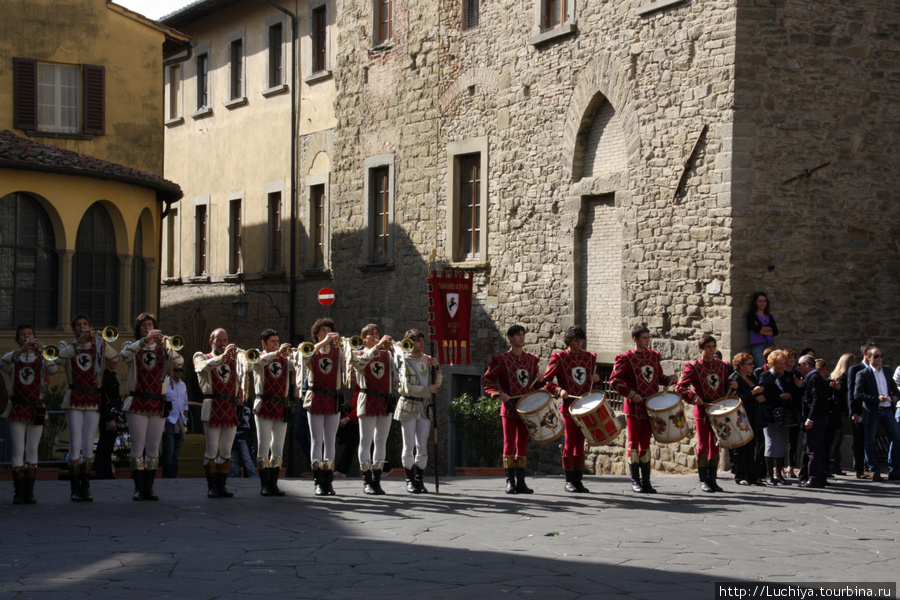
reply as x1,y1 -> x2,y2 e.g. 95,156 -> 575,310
399,338 -> 415,354
92,326 -> 118,343
32,341 -> 59,361
154,334 -> 185,352
298,341 -> 316,358
342,336 -> 364,351
243,348 -> 261,364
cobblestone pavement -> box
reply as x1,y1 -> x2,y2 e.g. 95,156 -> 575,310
1,473 -> 897,600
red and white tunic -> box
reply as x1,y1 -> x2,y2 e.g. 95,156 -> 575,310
2,354 -> 51,423
121,339 -> 183,416
300,345 -> 343,415
249,353 -> 293,421
194,350 -> 245,428
351,347 -> 394,417
675,358 -> 730,422
543,349 -> 596,414
609,348 -> 670,420
483,350 -> 542,418
58,340 -> 117,410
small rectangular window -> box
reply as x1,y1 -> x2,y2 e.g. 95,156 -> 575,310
165,207 -> 178,277
268,23 -> 284,88
456,154 -> 481,259
167,64 -> 181,120
37,63 -> 81,134
543,0 -> 566,30
310,185 -> 325,269
229,199 -> 242,274
229,39 -> 243,100
369,167 -> 390,262
375,0 -> 392,45
194,204 -> 208,276
312,6 -> 328,73
463,0 -> 479,30
267,192 -> 283,270
196,53 -> 209,109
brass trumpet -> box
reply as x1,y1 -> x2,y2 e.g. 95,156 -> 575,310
32,341 -> 59,361
298,341 -> 316,358
399,338 -> 415,354
243,348 -> 261,364
155,334 -> 185,352
92,326 -> 118,343
342,336 -> 364,351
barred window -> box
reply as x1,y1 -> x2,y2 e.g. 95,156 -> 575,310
72,203 -> 119,326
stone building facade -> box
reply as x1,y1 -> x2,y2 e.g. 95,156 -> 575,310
161,0 -> 900,475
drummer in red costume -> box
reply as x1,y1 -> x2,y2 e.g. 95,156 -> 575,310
542,325 -> 600,493
483,324 -> 543,494
674,334 -> 737,493
1,324 -> 58,504
610,325 -> 677,493
194,328 -> 246,499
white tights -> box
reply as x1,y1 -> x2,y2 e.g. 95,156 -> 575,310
358,415 -> 392,468
9,421 -> 42,467
255,416 -> 287,466
204,424 -> 237,464
126,413 -> 165,465
400,417 -> 431,470
307,412 -> 340,466
66,409 -> 101,462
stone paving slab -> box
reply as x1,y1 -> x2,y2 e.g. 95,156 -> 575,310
1,474 -> 898,599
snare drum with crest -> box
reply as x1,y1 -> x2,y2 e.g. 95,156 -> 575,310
706,396 -> 753,449
646,391 -> 690,444
569,392 -> 622,447
516,390 -> 564,445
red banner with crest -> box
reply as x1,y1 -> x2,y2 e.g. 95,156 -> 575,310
427,270 -> 473,365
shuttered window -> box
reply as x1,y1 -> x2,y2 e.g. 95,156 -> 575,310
13,58 -> 104,136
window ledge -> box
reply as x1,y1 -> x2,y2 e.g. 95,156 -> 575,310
360,262 -> 395,273
223,273 -> 244,283
224,96 -> 248,110
188,275 -> 211,283
190,106 -> 213,119
369,41 -> 395,54
259,269 -> 286,279
261,83 -> 289,98
162,277 -> 183,286
164,116 -> 184,128
447,260 -> 490,271
25,130 -> 96,141
636,0 -> 687,17
529,22 -> 577,47
302,268 -> 333,280
304,70 -> 333,85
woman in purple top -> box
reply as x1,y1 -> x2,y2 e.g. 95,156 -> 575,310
746,292 -> 778,368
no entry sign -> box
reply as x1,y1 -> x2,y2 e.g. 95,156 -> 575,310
317,287 -> 335,306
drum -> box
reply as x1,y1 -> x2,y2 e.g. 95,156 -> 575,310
569,392 -> 622,447
706,396 -> 754,449
517,390 -> 564,445
646,391 -> 690,444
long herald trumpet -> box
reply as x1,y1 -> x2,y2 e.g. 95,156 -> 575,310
32,341 -> 59,361
92,326 -> 118,343
342,336 -> 364,351
154,334 -> 185,352
241,348 -> 261,364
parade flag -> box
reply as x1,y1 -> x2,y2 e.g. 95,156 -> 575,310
427,270 -> 473,365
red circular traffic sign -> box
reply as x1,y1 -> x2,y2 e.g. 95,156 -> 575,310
317,287 -> 335,306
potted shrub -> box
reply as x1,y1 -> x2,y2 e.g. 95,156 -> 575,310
449,393 -> 503,475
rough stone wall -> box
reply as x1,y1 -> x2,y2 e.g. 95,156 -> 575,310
321,0 -> 740,474
731,0 -> 900,363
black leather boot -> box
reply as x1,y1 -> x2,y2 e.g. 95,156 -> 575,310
216,461 -> 234,498
323,468 -> 336,496
699,466 -> 713,493
363,469 -> 378,495
630,462 -> 643,493
205,461 -> 219,498
70,461 -> 83,502
81,459 -> 94,502
23,465 -> 37,505
564,470 -> 578,493
414,466 -> 428,494
143,469 -> 159,501
515,467 -> 533,494
707,457 -> 724,493
573,469 -> 590,493
12,467 -> 25,505
405,468 -> 418,493
640,462 -> 656,494
132,469 -> 144,501
505,468 -> 517,494
268,467 -> 285,497
259,466 -> 272,497
313,467 -> 326,496
372,469 -> 386,495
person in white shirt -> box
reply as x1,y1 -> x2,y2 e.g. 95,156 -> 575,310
161,365 -> 189,478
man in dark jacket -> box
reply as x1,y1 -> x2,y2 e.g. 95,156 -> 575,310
798,356 -> 829,488
853,346 -> 900,482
